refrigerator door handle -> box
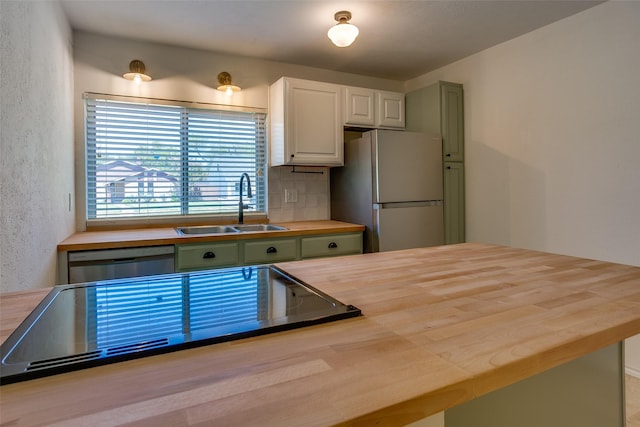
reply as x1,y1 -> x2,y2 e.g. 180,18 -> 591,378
376,201 -> 443,209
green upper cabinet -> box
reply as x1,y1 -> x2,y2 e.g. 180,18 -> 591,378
441,83 -> 464,162
406,81 -> 464,162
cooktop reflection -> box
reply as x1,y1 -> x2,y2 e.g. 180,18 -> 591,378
1,265 -> 361,384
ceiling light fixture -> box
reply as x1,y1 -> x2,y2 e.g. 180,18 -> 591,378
217,72 -> 241,95
122,59 -> 152,83
327,11 -> 359,48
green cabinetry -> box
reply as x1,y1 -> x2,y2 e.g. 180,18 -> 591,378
243,238 -> 298,264
444,162 -> 465,245
175,232 -> 362,272
440,83 -> 464,162
301,233 -> 362,259
175,241 -> 239,271
406,81 -> 465,244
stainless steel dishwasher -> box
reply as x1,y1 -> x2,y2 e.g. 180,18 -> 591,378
68,246 -> 175,283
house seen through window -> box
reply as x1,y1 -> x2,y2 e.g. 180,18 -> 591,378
85,95 -> 267,221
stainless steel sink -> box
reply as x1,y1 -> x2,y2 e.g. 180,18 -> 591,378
176,224 -> 287,236
232,224 -> 287,232
176,225 -> 240,235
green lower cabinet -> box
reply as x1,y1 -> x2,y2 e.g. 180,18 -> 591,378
243,238 -> 298,264
175,232 -> 363,272
301,233 -> 362,259
176,241 -> 240,271
444,162 -> 465,244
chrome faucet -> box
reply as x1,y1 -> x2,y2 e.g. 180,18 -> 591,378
238,173 -> 252,224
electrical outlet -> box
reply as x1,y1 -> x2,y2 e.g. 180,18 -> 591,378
285,189 -> 298,203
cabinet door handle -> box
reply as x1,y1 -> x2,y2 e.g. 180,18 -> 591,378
328,242 -> 338,249
266,246 -> 278,254
203,251 -> 216,259
446,166 -> 452,170
446,153 -> 451,157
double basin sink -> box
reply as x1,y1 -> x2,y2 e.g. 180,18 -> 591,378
176,224 -> 287,236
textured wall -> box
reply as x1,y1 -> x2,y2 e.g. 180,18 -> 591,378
0,1 -> 75,292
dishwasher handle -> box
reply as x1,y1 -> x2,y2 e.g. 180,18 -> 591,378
68,246 -> 174,262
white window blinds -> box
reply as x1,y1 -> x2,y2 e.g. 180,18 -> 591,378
85,95 -> 266,220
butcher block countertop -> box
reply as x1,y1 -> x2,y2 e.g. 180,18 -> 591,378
2,243 -> 640,426
57,220 -> 365,251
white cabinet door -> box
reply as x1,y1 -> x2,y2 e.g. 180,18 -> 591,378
270,77 -> 343,166
344,87 -> 405,129
376,91 -> 405,128
344,86 -> 375,127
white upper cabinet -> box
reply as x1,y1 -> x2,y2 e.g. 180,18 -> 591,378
376,90 -> 405,128
270,77 -> 343,167
344,86 -> 405,129
344,86 -> 376,127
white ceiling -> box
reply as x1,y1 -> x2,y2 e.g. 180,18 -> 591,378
60,0 -> 604,81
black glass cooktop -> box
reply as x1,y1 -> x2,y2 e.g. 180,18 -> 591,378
1,266 -> 361,384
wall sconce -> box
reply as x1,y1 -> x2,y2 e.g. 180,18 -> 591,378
123,60 -> 152,83
217,72 -> 241,95
327,11 -> 359,47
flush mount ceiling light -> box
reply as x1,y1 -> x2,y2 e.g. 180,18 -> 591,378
217,72 -> 241,95
327,11 -> 359,47
122,59 -> 152,83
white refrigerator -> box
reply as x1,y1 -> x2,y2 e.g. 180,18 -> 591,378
330,129 -> 444,252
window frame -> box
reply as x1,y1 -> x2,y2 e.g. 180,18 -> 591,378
82,93 -> 268,229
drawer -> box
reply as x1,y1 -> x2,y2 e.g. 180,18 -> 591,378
301,233 -> 362,259
176,242 -> 240,271
243,238 -> 298,264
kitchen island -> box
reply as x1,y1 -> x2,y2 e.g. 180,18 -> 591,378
1,243 -> 639,426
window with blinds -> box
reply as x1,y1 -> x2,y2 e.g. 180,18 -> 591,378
85,95 -> 267,221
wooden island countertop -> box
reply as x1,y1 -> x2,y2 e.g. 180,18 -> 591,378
1,243 -> 640,426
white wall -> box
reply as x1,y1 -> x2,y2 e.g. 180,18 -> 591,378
72,31 -> 403,229
0,0 -> 75,293
405,1 -> 640,375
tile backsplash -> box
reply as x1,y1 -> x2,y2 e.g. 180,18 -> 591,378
268,166 -> 330,222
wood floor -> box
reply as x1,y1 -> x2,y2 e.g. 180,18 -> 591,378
628,374 -> 640,427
